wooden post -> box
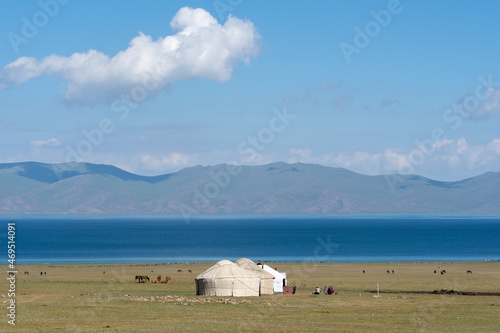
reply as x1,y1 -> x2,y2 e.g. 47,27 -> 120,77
374,283 -> 381,298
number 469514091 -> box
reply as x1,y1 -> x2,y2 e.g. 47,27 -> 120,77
8,223 -> 16,268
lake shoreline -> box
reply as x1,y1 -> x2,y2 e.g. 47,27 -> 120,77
15,259 -> 500,266
6,216 -> 500,264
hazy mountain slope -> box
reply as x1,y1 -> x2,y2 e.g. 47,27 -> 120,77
0,161 -> 498,214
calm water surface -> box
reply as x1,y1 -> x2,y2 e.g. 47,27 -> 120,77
1,215 -> 499,264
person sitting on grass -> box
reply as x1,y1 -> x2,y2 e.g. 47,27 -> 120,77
313,286 -> 321,294
327,285 -> 334,295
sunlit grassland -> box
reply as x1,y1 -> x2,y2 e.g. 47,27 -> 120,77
2,261 -> 499,332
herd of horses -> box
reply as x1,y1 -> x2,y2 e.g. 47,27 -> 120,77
134,275 -> 171,283
23,271 -> 46,275
134,269 -> 193,283
360,269 -> 473,275
22,266 -> 475,284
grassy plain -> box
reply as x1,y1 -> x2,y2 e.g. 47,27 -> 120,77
2,261 -> 499,332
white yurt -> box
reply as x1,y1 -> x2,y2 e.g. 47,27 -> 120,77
195,260 -> 260,297
258,264 -> 287,294
235,258 -> 275,295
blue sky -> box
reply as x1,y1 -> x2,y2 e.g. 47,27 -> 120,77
1,0 -> 500,180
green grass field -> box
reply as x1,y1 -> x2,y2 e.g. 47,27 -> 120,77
2,261 -> 499,332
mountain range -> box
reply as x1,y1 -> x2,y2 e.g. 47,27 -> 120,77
0,161 -> 499,215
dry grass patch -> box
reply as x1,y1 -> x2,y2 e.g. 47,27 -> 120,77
1,261 -> 498,332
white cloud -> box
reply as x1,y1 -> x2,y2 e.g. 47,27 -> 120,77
71,151 -> 196,176
30,138 -> 61,147
333,93 -> 351,108
473,88 -> 500,119
0,7 -> 261,106
137,152 -> 193,171
288,147 -> 313,161
433,139 -> 452,149
487,138 -> 500,153
287,138 -> 500,181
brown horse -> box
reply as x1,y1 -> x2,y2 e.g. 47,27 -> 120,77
177,270 -> 182,273
165,276 -> 172,283
135,275 -> 150,283
188,270 -> 192,273
24,271 -> 29,275
467,270 -> 472,274
157,275 -> 161,282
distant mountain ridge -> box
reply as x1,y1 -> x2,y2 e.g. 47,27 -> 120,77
0,161 -> 499,214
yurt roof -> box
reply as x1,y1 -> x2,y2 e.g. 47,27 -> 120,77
235,258 -> 255,265
236,258 -> 275,279
196,260 -> 260,280
260,264 -> 286,279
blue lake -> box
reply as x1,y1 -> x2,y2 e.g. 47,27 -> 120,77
1,215 -> 500,264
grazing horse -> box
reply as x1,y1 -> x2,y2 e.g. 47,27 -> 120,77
177,270 -> 182,273
188,270 -> 192,273
440,270 -> 446,275
392,270 -> 394,274
40,272 -> 43,276
467,270 -> 472,274
362,270 -> 365,274
434,270 -> 437,274
165,276 -> 171,283
157,275 -> 161,282
24,271 -> 29,275
135,275 -> 150,283
387,270 -> 390,274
